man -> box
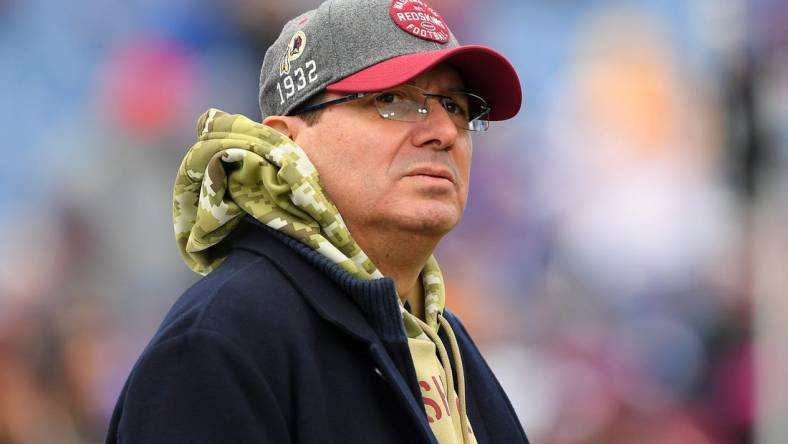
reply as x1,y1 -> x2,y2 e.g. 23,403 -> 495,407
106,0 -> 526,443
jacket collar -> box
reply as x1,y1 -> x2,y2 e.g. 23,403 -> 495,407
230,217 -> 407,344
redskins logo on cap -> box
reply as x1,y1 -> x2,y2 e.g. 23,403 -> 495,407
280,30 -> 308,75
389,0 -> 450,44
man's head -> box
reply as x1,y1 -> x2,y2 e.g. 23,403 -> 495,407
258,0 -> 521,240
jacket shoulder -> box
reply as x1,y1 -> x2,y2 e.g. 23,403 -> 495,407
152,248 -> 310,352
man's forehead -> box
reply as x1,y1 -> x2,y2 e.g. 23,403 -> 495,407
405,64 -> 467,92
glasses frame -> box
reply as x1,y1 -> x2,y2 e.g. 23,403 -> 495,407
290,86 -> 492,132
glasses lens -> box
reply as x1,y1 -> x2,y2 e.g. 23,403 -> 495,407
374,88 -> 425,122
441,92 -> 490,131
373,85 -> 491,131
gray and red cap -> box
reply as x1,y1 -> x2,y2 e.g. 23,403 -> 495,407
258,0 -> 522,122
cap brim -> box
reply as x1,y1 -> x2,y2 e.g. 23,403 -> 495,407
326,45 -> 522,121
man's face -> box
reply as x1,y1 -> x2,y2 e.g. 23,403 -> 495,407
292,64 -> 473,239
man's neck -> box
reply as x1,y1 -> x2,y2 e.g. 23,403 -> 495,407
349,225 -> 440,316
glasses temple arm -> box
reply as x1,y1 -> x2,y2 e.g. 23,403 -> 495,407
290,93 -> 369,115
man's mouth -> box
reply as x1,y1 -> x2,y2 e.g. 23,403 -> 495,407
405,166 -> 455,183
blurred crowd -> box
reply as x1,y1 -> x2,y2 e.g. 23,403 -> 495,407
1,0 -> 786,443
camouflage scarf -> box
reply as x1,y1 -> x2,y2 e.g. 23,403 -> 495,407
172,109 -> 446,331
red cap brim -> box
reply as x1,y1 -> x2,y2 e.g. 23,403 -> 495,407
326,45 -> 522,121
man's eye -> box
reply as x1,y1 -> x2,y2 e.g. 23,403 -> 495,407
443,99 -> 467,117
376,91 -> 406,104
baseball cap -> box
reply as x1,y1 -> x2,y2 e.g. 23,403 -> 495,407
258,0 -> 522,122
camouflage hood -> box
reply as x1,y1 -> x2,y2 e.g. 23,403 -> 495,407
172,109 -> 447,331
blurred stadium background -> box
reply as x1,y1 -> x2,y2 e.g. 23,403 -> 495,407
1,0 -> 786,442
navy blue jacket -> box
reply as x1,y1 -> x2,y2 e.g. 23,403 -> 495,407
106,220 -> 528,443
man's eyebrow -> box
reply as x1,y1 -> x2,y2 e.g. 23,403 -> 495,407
405,80 -> 466,91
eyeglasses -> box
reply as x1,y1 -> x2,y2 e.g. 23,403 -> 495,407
291,84 -> 492,131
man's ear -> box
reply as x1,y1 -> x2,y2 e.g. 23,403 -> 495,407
263,115 -> 303,141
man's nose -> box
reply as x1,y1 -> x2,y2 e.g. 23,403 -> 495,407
411,97 -> 459,150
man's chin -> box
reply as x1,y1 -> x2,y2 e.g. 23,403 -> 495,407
398,205 -> 463,237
